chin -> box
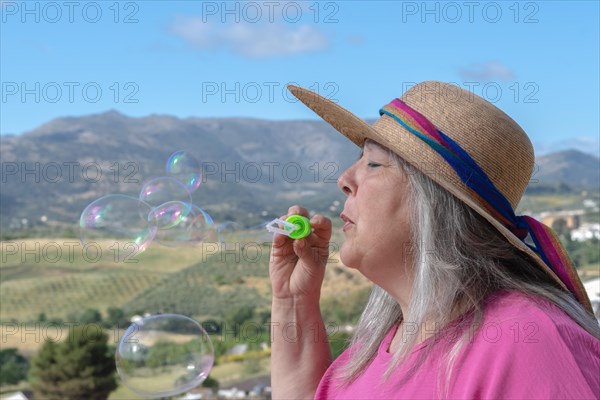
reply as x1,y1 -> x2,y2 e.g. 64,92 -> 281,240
339,247 -> 359,270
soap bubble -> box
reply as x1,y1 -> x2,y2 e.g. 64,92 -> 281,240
166,151 -> 202,193
148,201 -> 192,230
80,151 -> 219,255
216,221 -> 241,242
116,314 -> 214,398
248,221 -> 277,244
154,204 -> 218,247
79,194 -> 157,256
139,177 -> 192,209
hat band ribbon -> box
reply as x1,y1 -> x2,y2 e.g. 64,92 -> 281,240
380,99 -> 592,312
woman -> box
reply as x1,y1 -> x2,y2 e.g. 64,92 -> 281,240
269,81 -> 600,399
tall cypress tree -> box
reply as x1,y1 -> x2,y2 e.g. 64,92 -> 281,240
0,348 -> 30,385
29,325 -> 117,400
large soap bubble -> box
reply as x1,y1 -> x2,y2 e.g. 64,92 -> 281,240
79,194 -> 157,257
116,314 -> 214,398
139,177 -> 192,209
166,151 -> 203,193
148,201 -> 192,230
79,151 -> 229,255
154,204 -> 218,247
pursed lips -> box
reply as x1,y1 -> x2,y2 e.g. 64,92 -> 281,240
340,212 -> 354,231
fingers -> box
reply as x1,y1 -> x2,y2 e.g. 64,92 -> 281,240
272,205 -> 309,245
286,205 -> 309,219
281,206 -> 331,240
310,214 -> 332,241
273,205 -> 331,253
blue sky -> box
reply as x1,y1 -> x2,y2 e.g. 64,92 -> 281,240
1,1 -> 599,155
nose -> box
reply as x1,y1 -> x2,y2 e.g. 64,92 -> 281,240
337,165 -> 355,196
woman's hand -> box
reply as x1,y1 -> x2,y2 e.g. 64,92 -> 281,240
269,205 -> 332,302
269,206 -> 333,398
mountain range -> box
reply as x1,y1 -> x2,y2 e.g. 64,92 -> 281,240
1,111 -> 598,233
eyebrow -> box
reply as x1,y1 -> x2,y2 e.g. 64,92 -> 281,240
361,140 -> 385,155
359,140 -> 376,160
365,139 -> 388,151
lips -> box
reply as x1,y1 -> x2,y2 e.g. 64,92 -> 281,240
340,212 -> 354,231
340,213 -> 354,224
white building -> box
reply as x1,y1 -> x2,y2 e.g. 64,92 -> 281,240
584,278 -> 600,321
218,388 -> 246,399
0,392 -> 29,400
571,223 -> 600,241
582,199 -> 598,208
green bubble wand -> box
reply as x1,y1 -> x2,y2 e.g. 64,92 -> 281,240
266,215 -> 312,239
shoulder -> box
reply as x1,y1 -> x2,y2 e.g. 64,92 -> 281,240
449,290 -> 600,399
478,290 -> 598,348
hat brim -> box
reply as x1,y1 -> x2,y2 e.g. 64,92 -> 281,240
287,84 -> 569,293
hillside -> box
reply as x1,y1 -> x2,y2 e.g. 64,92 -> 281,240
1,111 -> 598,359
0,111 -> 358,233
0,233 -> 370,325
534,150 -> 600,189
1,111 -> 598,234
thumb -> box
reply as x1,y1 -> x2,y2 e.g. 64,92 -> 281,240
293,238 -> 306,257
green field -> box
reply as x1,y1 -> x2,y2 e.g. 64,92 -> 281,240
107,355 -> 271,399
1,226 -> 597,396
579,263 -> 600,281
1,239 -> 225,322
518,192 -> 600,218
0,231 -> 368,346
0,234 -> 355,395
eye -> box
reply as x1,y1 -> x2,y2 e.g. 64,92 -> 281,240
367,161 -> 382,168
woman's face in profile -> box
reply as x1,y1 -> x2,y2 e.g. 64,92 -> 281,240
337,141 -> 414,289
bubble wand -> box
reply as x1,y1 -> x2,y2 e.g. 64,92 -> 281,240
266,215 -> 312,239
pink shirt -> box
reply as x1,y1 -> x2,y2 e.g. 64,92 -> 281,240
315,291 -> 600,399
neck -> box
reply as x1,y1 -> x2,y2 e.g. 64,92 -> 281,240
389,313 -> 444,353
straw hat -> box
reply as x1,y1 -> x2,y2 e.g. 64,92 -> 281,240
288,81 -> 592,312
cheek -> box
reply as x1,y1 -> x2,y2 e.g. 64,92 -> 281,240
368,199 -> 412,259
369,200 -> 409,239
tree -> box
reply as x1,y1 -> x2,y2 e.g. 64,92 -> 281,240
202,319 -> 222,334
201,376 -> 219,391
29,325 -> 117,400
258,309 -> 271,324
0,348 -> 29,385
79,308 -> 103,325
551,219 -> 568,237
105,307 -> 129,329
28,340 -> 62,399
225,305 -> 255,335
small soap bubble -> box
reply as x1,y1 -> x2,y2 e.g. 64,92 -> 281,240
139,177 -> 192,209
249,221 -> 277,243
166,151 -> 202,193
79,194 -> 157,256
154,205 -> 218,247
116,314 -> 214,398
148,201 -> 192,230
216,221 -> 241,243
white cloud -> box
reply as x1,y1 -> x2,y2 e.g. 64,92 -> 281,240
169,15 -> 329,58
170,15 -> 216,50
459,61 -> 515,81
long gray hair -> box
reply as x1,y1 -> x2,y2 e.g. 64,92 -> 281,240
339,144 -> 600,393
